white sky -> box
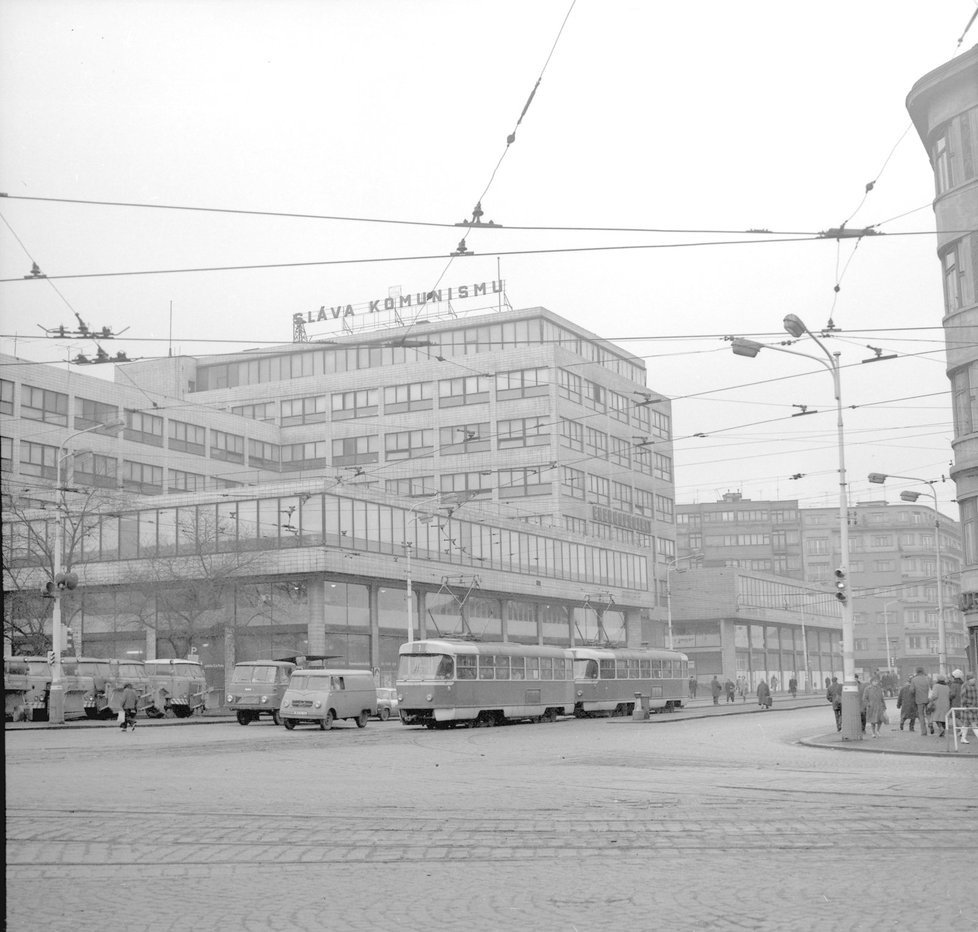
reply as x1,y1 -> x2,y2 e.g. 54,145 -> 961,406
1,0 -> 975,517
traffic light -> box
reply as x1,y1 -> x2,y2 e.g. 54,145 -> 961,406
834,568 -> 848,604
43,572 -> 79,598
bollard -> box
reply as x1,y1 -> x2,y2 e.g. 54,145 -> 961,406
632,692 -> 649,721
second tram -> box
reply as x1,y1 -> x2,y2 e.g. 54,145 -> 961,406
570,646 -> 688,716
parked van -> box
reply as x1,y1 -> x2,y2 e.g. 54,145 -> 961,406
280,669 -> 377,730
144,658 -> 209,718
226,660 -> 296,725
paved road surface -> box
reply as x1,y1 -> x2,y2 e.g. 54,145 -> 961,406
6,705 -> 976,931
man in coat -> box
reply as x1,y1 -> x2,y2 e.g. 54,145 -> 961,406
910,667 -> 932,738
826,677 -> 843,731
710,676 -> 722,706
896,676 -> 917,731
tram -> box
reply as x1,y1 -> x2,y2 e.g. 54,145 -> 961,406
397,639 -> 575,728
570,646 -> 689,716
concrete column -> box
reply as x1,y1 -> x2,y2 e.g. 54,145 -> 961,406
416,588 -> 426,640
369,583 -> 380,673
307,579 -> 327,656
625,608 -> 641,648
568,606 -> 577,647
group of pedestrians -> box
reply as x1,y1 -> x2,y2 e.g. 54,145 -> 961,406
828,667 -> 978,742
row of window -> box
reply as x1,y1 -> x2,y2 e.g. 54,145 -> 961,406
677,509 -> 799,526
196,317 -> 647,390
5,493 -> 650,590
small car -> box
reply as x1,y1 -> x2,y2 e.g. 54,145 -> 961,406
374,687 -> 399,721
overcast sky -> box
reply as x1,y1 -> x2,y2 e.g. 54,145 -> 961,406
1,0 -> 974,517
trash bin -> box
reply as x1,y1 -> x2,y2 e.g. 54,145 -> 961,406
632,692 -> 649,721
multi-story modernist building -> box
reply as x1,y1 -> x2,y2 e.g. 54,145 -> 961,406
676,495 -> 968,678
907,44 -> 978,672
2,304 -> 675,695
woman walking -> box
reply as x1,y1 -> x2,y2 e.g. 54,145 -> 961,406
862,676 -> 887,738
929,674 -> 951,738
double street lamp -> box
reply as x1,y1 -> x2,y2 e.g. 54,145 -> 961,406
48,419 -> 126,724
732,315 -> 861,740
868,472 -> 946,675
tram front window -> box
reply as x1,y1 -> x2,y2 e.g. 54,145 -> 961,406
398,653 -> 455,681
573,659 -> 599,680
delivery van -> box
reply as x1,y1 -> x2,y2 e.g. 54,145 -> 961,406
226,659 -> 296,725
280,669 -> 377,730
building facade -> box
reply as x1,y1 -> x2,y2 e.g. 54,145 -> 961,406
2,305 -> 678,696
677,494 -> 968,678
907,44 -> 978,672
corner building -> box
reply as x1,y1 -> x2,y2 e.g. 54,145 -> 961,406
2,305 -> 676,696
907,45 -> 978,672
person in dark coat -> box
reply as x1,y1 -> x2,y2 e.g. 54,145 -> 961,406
788,677 -> 798,698
910,667 -> 932,737
119,683 -> 139,732
724,679 -> 736,703
688,676 -> 698,699
896,676 -> 917,731
855,673 -> 867,733
826,677 -> 843,732
948,669 -> 964,711
757,678 -> 772,710
710,676 -> 722,706
929,675 -> 951,738
957,673 -> 978,744
862,676 -> 887,738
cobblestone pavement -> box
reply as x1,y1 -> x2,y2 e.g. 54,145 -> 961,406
6,705 -> 976,932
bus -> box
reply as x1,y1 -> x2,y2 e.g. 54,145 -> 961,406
397,639 -> 575,728
570,646 -> 689,716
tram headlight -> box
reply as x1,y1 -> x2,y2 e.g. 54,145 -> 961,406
426,694 -> 433,701
226,693 -> 234,703
260,695 -> 268,704
576,689 -> 583,697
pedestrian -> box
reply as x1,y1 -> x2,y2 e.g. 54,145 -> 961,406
862,675 -> 887,738
957,673 -> 978,744
788,676 -> 797,698
827,676 -> 843,732
910,666 -> 932,738
757,678 -> 772,710
948,669 -> 964,711
724,678 -> 736,703
688,676 -> 698,699
119,682 -> 138,732
854,673 -> 867,733
929,674 -> 950,738
710,675 -> 722,706
770,675 -> 779,692
896,676 -> 917,731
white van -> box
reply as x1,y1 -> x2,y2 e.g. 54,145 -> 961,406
280,669 -> 377,730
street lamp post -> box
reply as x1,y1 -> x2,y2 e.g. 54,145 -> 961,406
48,419 -> 125,724
881,599 -> 900,673
868,472 -> 946,675
732,315 -> 861,739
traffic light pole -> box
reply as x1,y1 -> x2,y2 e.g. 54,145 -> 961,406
49,510 -> 66,725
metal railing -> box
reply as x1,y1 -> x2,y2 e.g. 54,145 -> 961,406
945,707 -> 978,751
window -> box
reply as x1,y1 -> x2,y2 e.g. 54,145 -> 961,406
440,471 -> 492,497
168,469 -> 206,492
74,452 -> 118,489
385,476 -> 436,498
282,441 -> 327,471
383,382 -> 432,414
807,538 -> 829,555
584,427 -> 608,459
385,429 -> 434,460
942,244 -> 964,312
654,452 -> 673,482
248,439 -> 280,469
498,468 -> 551,498
438,375 -> 490,407
20,441 -> 58,479
635,489 -> 654,515
168,420 -> 206,455
583,380 -> 605,411
1,436 -> 11,474
560,419 -> 584,451
588,474 -> 610,506
122,461 -> 163,494
498,417 -> 549,449
125,410 -> 164,447
332,435 -> 378,466
934,130 -> 952,194
558,369 -> 583,404
211,430 -> 244,464
281,395 -> 328,426
496,367 -> 548,400
608,391 -> 630,424
611,481 -> 632,510
439,422 -> 490,455
609,436 -> 631,468
231,402 -> 276,422
329,390 -> 377,421
22,386 -> 68,425
74,398 -> 119,433
0,380 -> 13,416
561,466 -> 586,500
